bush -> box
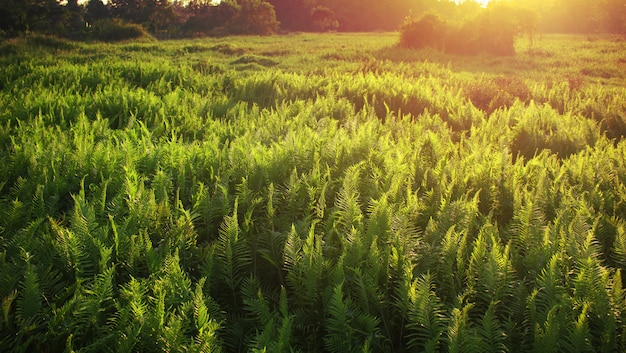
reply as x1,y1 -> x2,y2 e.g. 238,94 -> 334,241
399,13 -> 448,50
463,76 -> 531,114
399,4 -> 526,56
91,19 -> 152,42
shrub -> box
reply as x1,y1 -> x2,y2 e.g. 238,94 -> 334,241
399,13 -> 449,50
399,4 -> 527,56
24,34 -> 77,51
463,76 -> 531,114
91,19 -> 152,42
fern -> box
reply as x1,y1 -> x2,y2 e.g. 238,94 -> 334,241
477,301 -> 507,353
285,223 -> 324,310
16,263 -> 42,330
242,276 -> 274,329
188,277 -> 222,353
160,312 -> 186,353
71,265 -> 117,348
216,199 -> 250,303
447,302 -> 480,353
406,273 -> 446,353
333,163 -> 365,234
242,277 -> 295,353
438,225 -> 464,301
1,290 -> 17,330
466,223 -> 516,316
323,282 -> 379,353
562,301 -> 593,353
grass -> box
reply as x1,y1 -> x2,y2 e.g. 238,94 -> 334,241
1,32 -> 626,352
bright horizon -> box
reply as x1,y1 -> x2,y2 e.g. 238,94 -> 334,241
458,0 -> 491,7
81,0 -> 492,6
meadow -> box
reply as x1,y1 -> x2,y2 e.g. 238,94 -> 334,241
1,32 -> 626,352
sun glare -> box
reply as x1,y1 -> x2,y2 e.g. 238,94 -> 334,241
458,0 -> 491,7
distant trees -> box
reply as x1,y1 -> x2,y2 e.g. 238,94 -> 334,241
230,0 -> 280,35
0,0 -> 31,34
0,0 -> 623,39
180,0 -> 233,36
602,0 -> 620,33
85,0 -> 110,25
0,0 -> 65,35
0,0 -> 280,38
311,6 -> 338,32
399,3 -> 540,56
511,0 -> 625,34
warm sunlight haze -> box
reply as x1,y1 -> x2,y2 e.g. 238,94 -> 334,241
3,0 -> 626,352
457,0 -> 491,6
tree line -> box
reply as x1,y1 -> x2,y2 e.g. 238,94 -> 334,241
0,0 -> 281,39
0,0 -> 624,39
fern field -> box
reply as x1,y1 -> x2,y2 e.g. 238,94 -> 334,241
1,33 -> 626,352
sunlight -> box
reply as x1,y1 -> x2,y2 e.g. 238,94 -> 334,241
457,0 -> 491,7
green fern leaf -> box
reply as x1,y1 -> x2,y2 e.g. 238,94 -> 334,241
217,198 -> 251,294
16,263 -> 42,328
448,302 -> 480,353
324,282 -> 353,353
406,273 -> 446,353
562,302 -> 593,353
2,290 -> 17,329
478,301 -> 507,353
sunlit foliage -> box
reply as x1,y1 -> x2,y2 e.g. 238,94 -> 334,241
0,33 -> 625,352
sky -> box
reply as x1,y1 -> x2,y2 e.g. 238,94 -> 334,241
80,0 -> 492,5
78,0 -> 493,8
457,0 -> 491,6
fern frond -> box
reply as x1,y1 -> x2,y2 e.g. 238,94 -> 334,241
477,301 -> 507,353
216,199 -> 251,296
333,163 -> 364,234
532,305 -> 563,353
242,275 -> 273,327
16,263 -> 42,328
189,277 -> 222,353
160,312 -> 185,353
406,273 -> 446,353
562,301 -> 593,353
447,302 -> 480,353
1,290 -> 17,330
193,277 -> 210,332
324,282 -> 353,353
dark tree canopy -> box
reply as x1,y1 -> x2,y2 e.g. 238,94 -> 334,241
0,0 -> 624,39
85,0 -> 110,24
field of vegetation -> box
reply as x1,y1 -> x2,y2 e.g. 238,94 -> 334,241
1,32 -> 626,352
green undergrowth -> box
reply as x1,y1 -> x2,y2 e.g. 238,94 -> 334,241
1,33 -> 626,352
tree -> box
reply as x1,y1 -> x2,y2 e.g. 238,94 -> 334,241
85,0 -> 110,24
0,0 -> 30,34
603,0 -> 626,33
515,6 -> 540,51
109,0 -> 147,23
181,0 -> 239,36
266,0 -> 316,31
35,0 -> 66,32
230,0 -> 279,35
310,5 -> 338,32
145,0 -> 178,33
473,3 -> 520,55
63,0 -> 85,33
